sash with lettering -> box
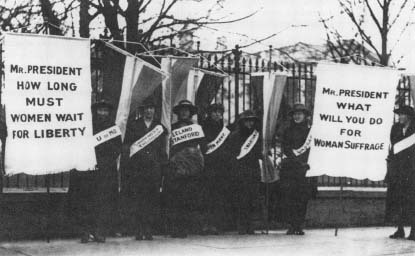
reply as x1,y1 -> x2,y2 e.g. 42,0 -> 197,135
171,124 -> 205,146
236,130 -> 259,160
94,125 -> 122,146
130,125 -> 164,157
205,126 -> 231,154
293,130 -> 313,156
393,133 -> 415,154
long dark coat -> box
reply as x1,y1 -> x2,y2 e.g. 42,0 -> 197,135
93,119 -> 122,233
226,126 -> 262,231
68,118 -> 122,234
123,118 -> 167,195
169,120 -> 206,177
201,118 -> 232,229
385,122 -> 415,225
278,121 -> 311,226
122,117 -> 167,233
165,120 -> 206,233
201,118 -> 231,178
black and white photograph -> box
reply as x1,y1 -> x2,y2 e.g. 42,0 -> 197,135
0,0 -> 414,255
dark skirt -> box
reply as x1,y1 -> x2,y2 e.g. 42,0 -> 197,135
276,159 -> 312,226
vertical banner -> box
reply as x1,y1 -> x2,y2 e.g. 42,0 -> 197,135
3,33 -> 96,174
194,69 -> 227,121
251,72 -> 287,183
307,63 -> 400,180
160,57 -> 198,142
104,43 -> 166,140
409,75 -> 415,104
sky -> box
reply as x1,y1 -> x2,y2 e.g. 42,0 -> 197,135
175,0 -> 415,70
11,0 -> 415,70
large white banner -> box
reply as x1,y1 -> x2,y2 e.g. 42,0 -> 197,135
307,63 -> 400,181
3,33 -> 96,174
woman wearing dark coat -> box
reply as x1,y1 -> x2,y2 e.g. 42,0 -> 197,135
122,98 -> 167,240
385,105 -> 415,240
200,103 -> 231,234
227,110 -> 262,235
165,100 -> 206,238
68,100 -> 122,243
279,103 -> 311,235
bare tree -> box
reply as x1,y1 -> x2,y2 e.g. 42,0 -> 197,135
0,1 -> 40,33
323,0 -> 415,66
87,0 -> 256,53
0,0 -> 78,35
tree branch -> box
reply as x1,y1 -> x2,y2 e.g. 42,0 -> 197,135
363,0 -> 382,33
339,0 -> 382,59
388,0 -> 410,30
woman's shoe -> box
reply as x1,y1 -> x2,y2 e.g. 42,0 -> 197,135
238,230 -> 247,235
407,229 -> 415,241
389,229 -> 405,239
80,232 -> 91,244
93,234 -> 106,243
246,229 -> 255,235
286,228 -> 295,235
171,232 -> 187,238
294,229 -> 305,235
144,234 -> 153,241
135,234 -> 144,241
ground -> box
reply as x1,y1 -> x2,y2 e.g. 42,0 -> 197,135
1,227 -> 415,256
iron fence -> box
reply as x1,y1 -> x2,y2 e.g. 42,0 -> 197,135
1,42 -> 411,191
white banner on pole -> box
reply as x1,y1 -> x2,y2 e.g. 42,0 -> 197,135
251,72 -> 287,183
3,33 -> 97,174
307,63 -> 400,181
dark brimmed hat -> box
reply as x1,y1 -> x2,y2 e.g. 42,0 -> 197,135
173,100 -> 198,116
238,110 -> 260,122
394,106 -> 415,117
207,103 -> 224,114
289,103 -> 310,116
139,97 -> 156,109
92,99 -> 113,111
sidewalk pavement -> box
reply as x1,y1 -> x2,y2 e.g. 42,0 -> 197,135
0,227 -> 415,256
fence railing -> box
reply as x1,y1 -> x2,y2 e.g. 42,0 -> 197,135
1,43 -> 410,191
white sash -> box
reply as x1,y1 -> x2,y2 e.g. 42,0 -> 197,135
206,127 -> 231,155
129,125 -> 164,157
236,130 -> 259,160
171,124 -> 205,146
293,131 -> 312,156
393,133 -> 415,154
94,125 -> 122,146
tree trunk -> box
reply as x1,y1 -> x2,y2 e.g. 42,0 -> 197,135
40,0 -> 62,35
79,0 -> 89,38
125,0 -> 140,53
101,1 -> 123,41
380,0 -> 390,66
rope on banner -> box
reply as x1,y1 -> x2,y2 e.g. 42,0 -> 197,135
99,38 -> 162,66
96,37 -> 228,76
150,46 -> 229,76
102,41 -> 168,78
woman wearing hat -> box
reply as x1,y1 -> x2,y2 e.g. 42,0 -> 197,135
68,99 -> 122,243
279,103 -> 312,235
165,99 -> 206,238
200,103 -> 231,234
385,105 -> 415,240
121,97 -> 167,240
226,110 -> 262,235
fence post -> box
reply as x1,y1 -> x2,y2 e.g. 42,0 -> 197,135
232,45 -> 242,118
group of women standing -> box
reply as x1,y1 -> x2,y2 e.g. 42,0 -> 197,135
69,97 -> 315,243
160,100 -> 314,237
69,94 -> 415,243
